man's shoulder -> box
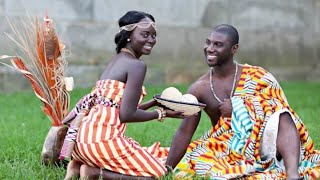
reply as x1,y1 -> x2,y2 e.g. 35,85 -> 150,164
187,74 -> 209,94
243,63 -> 271,74
243,63 -> 264,70
242,63 -> 278,83
193,74 -> 209,87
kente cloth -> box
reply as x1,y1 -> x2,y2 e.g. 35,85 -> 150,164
175,64 -> 320,180
60,79 -> 169,177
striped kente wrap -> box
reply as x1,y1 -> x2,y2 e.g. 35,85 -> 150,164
175,64 -> 320,180
62,79 -> 169,177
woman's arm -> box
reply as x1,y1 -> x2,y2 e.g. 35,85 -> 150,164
119,61 -> 158,123
119,60 -> 183,123
137,99 -> 157,110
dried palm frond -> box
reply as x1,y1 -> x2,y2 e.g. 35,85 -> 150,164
0,13 -> 70,126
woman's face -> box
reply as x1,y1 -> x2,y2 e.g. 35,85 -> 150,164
128,18 -> 157,57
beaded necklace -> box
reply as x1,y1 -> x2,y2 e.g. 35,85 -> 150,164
209,62 -> 238,103
120,48 -> 137,58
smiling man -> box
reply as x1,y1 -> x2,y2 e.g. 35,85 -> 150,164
165,24 -> 320,180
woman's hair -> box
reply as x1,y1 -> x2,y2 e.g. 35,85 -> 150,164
114,11 -> 155,53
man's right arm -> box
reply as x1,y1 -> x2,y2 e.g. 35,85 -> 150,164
165,82 -> 203,168
165,113 -> 201,168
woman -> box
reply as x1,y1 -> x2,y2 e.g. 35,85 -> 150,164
62,11 -> 182,179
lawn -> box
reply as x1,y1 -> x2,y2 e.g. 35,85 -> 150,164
0,82 -> 319,179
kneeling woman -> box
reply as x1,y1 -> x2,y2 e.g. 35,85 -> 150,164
61,10 -> 182,180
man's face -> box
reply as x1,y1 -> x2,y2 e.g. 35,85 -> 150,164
129,18 -> 157,57
203,31 -> 233,67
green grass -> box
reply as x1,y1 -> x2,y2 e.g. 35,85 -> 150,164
0,82 -> 319,179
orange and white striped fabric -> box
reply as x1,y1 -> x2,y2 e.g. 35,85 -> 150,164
71,79 -> 168,177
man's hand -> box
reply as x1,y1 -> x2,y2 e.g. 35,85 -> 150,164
219,99 -> 232,118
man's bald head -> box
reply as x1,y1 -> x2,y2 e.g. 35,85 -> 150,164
213,24 -> 239,46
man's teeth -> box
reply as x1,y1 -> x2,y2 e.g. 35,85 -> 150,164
207,55 -> 217,59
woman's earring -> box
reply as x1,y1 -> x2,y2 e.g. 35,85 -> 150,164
127,38 -> 131,42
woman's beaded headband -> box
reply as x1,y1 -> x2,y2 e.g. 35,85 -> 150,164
119,22 -> 156,32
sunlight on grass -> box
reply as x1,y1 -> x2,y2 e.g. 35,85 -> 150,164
0,81 -> 319,179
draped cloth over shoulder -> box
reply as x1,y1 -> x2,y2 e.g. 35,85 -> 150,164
175,64 -> 320,179
60,79 -> 169,177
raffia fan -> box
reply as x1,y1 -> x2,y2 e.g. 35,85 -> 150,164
0,14 -> 73,126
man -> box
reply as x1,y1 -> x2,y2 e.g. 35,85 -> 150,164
165,24 -> 320,180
